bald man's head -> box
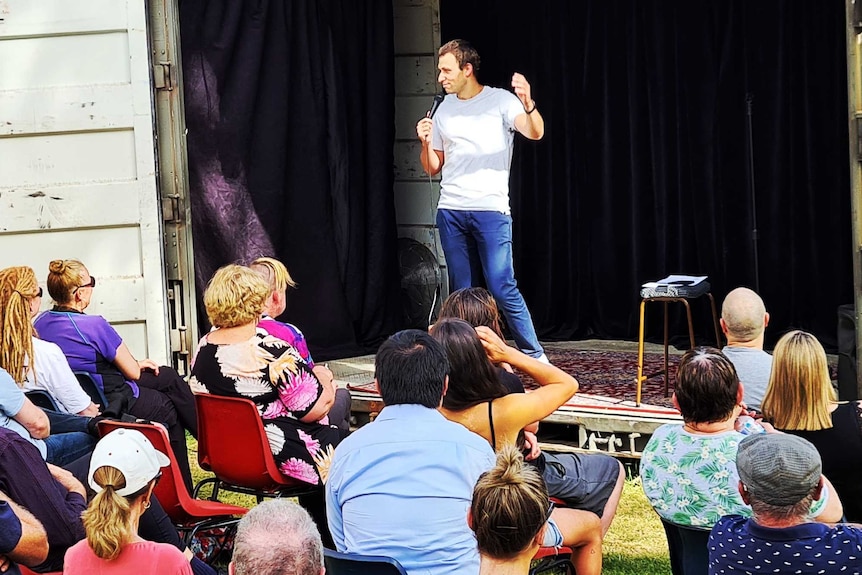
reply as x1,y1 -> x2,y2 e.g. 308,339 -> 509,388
721,287 -> 768,343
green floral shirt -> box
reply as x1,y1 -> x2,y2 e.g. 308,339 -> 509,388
640,424 -> 749,527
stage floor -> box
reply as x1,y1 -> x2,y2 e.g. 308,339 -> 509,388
329,339 -> 685,459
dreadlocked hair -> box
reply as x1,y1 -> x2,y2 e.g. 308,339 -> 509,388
0,266 -> 39,385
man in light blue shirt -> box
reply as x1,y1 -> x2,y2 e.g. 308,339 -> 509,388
326,330 -> 495,575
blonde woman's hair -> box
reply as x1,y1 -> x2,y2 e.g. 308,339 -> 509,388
203,264 -> 269,328
46,259 -> 87,305
761,330 -> 836,431
250,257 -> 296,294
0,266 -> 39,385
471,445 -> 549,560
82,466 -> 149,560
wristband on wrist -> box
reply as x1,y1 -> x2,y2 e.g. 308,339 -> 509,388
525,100 -> 537,114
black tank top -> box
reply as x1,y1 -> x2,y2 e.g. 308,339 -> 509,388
784,402 -> 862,522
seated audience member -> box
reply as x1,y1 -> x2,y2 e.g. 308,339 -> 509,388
720,287 -> 772,411
438,287 -> 625,535
0,427 -> 214,574
249,256 -> 314,365
431,319 -> 602,574
0,496 -> 48,575
471,445 -> 587,575
0,366 -> 94,467
250,256 -> 350,433
35,259 -> 198,488
190,265 -> 348,540
191,264 -> 348,484
230,499 -> 323,575
65,429 -> 191,574
640,347 -> 843,528
0,266 -> 99,417
709,433 -> 862,574
761,330 -> 862,522
326,330 -> 496,575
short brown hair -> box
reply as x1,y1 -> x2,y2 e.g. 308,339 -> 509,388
203,264 -> 269,328
439,39 -> 481,71
674,347 -> 739,424
438,287 -> 504,338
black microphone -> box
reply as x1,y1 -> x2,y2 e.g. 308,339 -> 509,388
427,90 -> 446,119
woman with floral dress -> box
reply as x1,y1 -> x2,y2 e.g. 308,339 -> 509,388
189,264 -> 349,486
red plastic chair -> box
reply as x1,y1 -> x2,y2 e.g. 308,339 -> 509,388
193,393 -> 320,502
97,420 -> 248,545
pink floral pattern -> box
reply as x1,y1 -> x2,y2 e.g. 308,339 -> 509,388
279,370 -> 320,412
279,458 -> 320,485
189,327 -> 343,485
297,429 -> 321,456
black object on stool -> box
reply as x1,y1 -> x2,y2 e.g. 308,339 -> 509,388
636,281 -> 720,406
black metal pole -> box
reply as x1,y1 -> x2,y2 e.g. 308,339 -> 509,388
745,93 -> 760,293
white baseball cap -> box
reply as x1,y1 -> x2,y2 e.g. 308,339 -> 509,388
88,428 -> 170,497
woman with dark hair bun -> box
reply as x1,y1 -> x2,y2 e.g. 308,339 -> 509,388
436,288 -> 625,536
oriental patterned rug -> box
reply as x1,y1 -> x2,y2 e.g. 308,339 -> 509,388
516,349 -> 680,408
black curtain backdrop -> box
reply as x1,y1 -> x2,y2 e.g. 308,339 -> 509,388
441,0 -> 853,350
179,0 -> 402,360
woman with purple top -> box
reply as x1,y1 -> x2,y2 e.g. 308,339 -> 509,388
34,260 -> 197,489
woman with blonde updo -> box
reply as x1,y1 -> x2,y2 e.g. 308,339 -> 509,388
761,330 -> 862,521
471,445 -> 601,575
0,265 -> 99,416
35,259 -> 198,488
64,428 -> 192,574
190,264 -> 348,485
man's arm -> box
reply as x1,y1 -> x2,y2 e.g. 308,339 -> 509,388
416,117 -> 445,176
12,399 -> 50,440
511,72 -> 545,140
0,497 -> 48,567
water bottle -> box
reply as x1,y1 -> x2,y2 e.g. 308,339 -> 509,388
736,415 -> 766,436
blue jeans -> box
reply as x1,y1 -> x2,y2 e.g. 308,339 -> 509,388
436,209 -> 544,357
44,410 -> 96,467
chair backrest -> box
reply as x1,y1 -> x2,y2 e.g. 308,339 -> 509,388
323,548 -> 408,575
96,420 -> 189,522
25,389 -> 59,411
73,371 -> 108,407
661,518 -> 711,575
194,393 -> 295,490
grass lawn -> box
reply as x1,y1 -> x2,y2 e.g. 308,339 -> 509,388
189,437 -> 671,574
603,477 -> 671,575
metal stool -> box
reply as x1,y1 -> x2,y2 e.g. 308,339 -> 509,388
635,293 -> 721,406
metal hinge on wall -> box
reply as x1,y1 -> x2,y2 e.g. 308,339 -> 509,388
167,280 -> 191,376
154,61 -> 175,91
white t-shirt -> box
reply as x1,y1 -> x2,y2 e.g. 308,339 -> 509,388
23,337 -> 92,414
432,86 -> 524,213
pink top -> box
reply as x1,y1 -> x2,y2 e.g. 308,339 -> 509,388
63,540 -> 192,574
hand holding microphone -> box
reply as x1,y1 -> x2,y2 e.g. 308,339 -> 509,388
416,89 -> 446,144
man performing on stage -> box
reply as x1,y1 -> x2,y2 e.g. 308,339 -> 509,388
416,39 -> 547,361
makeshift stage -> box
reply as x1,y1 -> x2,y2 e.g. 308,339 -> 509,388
330,342 -> 684,459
